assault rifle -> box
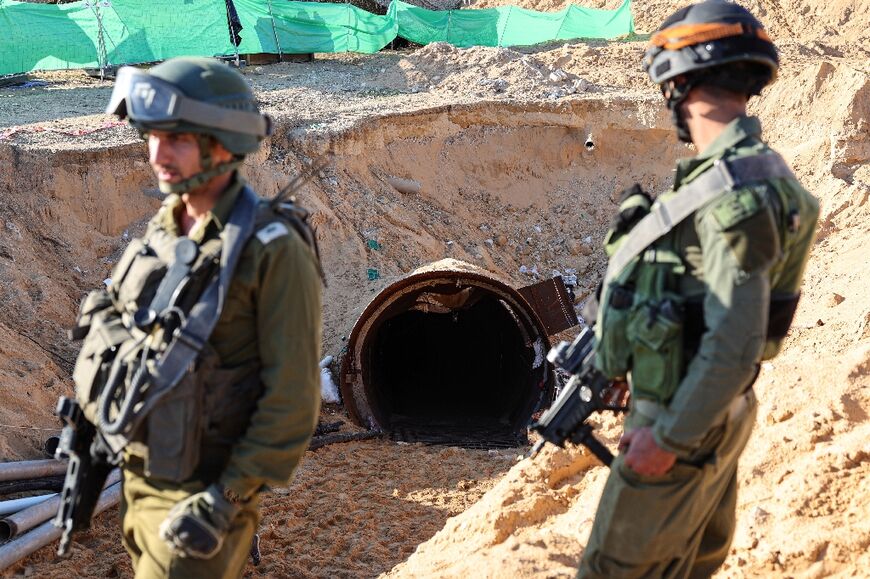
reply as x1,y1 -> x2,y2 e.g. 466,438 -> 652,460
529,327 -> 627,466
54,396 -> 115,556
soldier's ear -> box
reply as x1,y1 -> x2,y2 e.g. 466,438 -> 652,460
209,139 -> 235,165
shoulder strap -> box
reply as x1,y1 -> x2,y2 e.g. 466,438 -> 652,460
603,152 -> 795,287
122,186 -> 260,435
273,200 -> 326,284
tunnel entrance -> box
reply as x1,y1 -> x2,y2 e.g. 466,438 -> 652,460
340,260 -> 556,448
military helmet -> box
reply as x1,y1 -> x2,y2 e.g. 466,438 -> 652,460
643,0 -> 778,97
106,57 -> 271,155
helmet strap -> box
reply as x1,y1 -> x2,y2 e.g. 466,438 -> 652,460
663,75 -> 703,144
158,157 -> 244,195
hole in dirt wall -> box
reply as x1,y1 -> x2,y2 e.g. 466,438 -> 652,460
280,102 -> 686,443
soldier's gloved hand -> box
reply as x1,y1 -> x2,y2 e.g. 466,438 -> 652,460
611,184 -> 652,234
158,484 -> 239,559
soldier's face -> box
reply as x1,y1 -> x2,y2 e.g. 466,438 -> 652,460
147,131 -> 202,185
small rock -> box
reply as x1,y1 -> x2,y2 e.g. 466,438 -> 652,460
572,78 -> 592,92
548,68 -> 570,83
826,293 -> 845,307
495,234 -> 508,247
752,507 -> 770,525
484,238 -> 494,247
773,409 -> 794,423
816,319 -> 825,326
566,238 -> 583,256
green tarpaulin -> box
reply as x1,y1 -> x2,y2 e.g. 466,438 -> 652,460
0,0 -> 634,76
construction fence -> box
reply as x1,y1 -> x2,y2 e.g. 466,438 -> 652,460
0,0 -> 634,76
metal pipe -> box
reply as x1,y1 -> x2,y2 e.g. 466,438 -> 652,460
0,495 -> 55,517
0,460 -> 67,483
0,470 -> 121,543
0,481 -> 121,571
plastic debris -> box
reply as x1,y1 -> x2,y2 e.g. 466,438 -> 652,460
367,268 -> 380,281
367,239 -> 382,251
319,356 -> 341,403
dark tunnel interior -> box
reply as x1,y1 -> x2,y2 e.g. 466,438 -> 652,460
366,292 -> 537,444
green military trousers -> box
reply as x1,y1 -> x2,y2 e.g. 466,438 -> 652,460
578,391 -> 757,579
121,469 -> 259,579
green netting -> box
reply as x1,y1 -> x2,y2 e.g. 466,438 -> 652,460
232,0 -> 398,55
98,0 -> 235,66
0,0 -> 100,75
394,0 -> 633,47
0,0 -> 634,76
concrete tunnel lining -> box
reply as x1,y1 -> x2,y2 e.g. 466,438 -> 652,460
340,263 -> 555,445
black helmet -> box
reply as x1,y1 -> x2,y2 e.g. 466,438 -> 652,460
643,0 -> 778,98
107,57 -> 272,194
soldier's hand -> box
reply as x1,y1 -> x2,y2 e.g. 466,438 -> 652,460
158,484 -> 239,559
619,427 -> 676,477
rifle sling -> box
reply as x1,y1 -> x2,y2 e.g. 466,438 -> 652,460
603,152 -> 795,288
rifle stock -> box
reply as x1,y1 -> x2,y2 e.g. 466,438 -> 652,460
530,327 -> 626,466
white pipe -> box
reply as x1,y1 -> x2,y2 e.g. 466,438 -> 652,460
0,495 -> 55,517
0,469 -> 121,542
0,482 -> 121,571
0,460 -> 68,482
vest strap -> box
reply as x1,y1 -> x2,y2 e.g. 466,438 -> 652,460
99,186 -> 259,452
603,152 -> 795,289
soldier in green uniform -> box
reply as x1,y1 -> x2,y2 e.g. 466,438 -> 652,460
578,2 -> 819,577
68,57 -> 322,578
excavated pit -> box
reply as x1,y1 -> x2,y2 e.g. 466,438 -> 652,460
0,97 -> 682,458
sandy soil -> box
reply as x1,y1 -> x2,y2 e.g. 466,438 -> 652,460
1,0 -> 869,578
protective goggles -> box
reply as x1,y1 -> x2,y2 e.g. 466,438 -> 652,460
106,66 -> 271,137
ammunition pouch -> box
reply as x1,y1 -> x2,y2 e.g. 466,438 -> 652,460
625,296 -> 685,404
143,352 -> 210,482
72,302 -> 134,425
593,283 -> 635,380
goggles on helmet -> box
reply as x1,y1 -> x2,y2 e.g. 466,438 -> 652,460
106,66 -> 271,138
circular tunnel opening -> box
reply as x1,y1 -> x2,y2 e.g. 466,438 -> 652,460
340,260 -> 554,447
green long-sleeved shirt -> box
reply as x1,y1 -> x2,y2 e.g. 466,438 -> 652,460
596,116 -> 818,457
649,116 -> 819,456
145,173 -> 322,497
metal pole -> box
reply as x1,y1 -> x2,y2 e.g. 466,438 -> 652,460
0,460 -> 67,483
267,0 -> 283,60
0,470 -> 121,543
0,482 -> 121,571
0,495 -> 54,518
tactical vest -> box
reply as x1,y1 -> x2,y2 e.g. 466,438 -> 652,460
593,152 -> 813,405
70,189 -> 320,483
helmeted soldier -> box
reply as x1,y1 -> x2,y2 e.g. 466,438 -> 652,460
63,57 -> 322,578
578,2 -> 819,577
